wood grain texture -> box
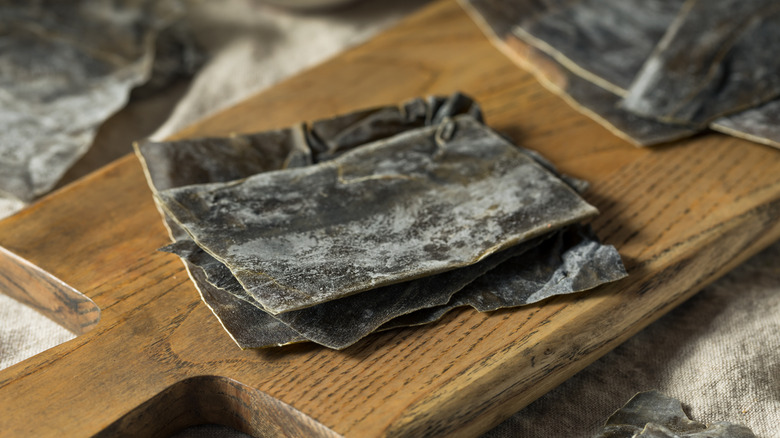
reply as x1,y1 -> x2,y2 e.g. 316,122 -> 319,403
0,246 -> 99,335
1,1 -> 779,436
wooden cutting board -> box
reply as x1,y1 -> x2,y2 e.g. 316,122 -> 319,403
2,1 -> 779,436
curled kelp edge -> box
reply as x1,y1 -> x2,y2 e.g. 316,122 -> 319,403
163,236 -> 541,349
165,240 -> 307,348
137,93 -> 623,350
380,224 -> 626,331
593,390 -> 757,438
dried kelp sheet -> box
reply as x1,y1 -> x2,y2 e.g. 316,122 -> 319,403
712,100 -> 780,149
137,93 -> 481,244
622,0 -> 780,126
524,47 -> 697,146
139,95 -> 624,349
137,93 -> 482,199
460,0 -> 697,146
510,0 -> 686,95
137,124 -> 314,240
593,391 -> 757,438
0,0 -> 182,205
157,115 -> 598,315
163,232 -> 539,349
461,0 -> 780,148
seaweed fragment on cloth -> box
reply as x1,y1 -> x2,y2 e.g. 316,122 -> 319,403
593,391 -> 757,438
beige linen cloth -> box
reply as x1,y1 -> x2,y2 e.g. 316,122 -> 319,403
1,1 -> 777,436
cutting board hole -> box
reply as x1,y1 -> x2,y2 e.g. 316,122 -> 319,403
95,376 -> 340,437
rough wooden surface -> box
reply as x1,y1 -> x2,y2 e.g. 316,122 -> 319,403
0,246 -> 99,336
1,1 -> 779,436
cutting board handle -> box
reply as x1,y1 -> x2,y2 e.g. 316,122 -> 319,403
0,245 -> 99,335
0,245 -> 337,437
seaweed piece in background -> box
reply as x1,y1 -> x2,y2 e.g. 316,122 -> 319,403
460,0 -> 780,149
0,0 -> 183,207
510,0 -> 686,95
593,391 -> 757,438
622,0 -> 780,125
460,0 -> 698,146
712,100 -> 780,149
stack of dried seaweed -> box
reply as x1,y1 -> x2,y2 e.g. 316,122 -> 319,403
461,0 -> 780,148
136,93 -> 627,349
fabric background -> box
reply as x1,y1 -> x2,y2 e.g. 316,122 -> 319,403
0,1 -> 777,437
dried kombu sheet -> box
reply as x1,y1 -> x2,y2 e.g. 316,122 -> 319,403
137,92 -> 482,238
142,93 -> 530,347
164,233 -> 542,349
136,124 -> 313,239
460,0 -> 697,146
308,93 -> 483,162
519,48 -> 698,146
269,240 -> 537,348
137,126 -> 313,195
139,94 -> 625,349
510,0 -> 686,95
622,0 -> 780,125
157,115 -> 598,315
0,0 -> 182,204
381,225 -> 626,330
137,92 -> 484,266
461,0 -> 780,149
593,391 -> 757,438
711,100 -> 780,149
